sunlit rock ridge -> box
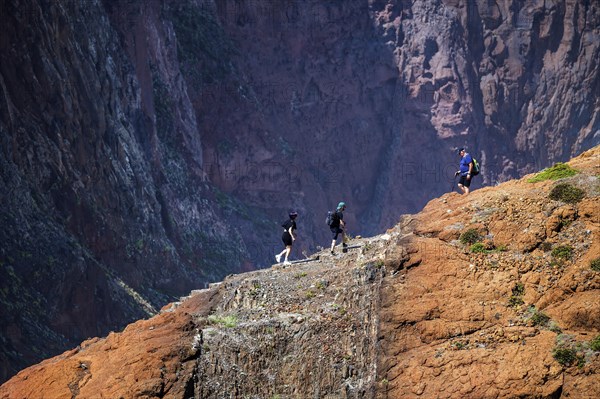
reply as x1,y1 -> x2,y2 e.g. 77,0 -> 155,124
1,146 -> 598,398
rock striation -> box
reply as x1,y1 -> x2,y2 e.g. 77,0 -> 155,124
1,146 -> 598,398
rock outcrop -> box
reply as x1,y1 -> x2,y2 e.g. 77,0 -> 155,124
1,146 -> 597,398
0,0 -> 262,381
1,0 -> 599,383
207,0 -> 600,235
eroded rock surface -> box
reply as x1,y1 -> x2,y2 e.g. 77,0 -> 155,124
1,0 -> 599,384
2,147 -> 598,398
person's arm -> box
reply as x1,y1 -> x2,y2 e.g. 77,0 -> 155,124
288,223 -> 296,241
467,155 -> 473,178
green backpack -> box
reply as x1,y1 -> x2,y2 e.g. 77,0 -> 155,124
471,157 -> 480,176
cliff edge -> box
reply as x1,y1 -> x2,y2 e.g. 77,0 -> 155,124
1,146 -> 598,398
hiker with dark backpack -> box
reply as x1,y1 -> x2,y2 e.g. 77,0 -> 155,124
276,211 -> 298,265
455,148 -> 479,195
327,202 -> 348,255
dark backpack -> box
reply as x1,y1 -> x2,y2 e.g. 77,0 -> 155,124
471,157 -> 480,176
326,211 -> 339,226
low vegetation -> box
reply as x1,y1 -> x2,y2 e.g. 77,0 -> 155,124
470,243 -> 487,253
551,245 -> 574,261
207,314 -> 239,328
508,282 -> 525,307
590,335 -> 600,352
527,162 -> 578,183
529,308 -> 550,327
551,334 -> 599,368
548,321 -> 562,334
539,242 -> 552,252
552,346 -> 579,367
591,258 -> 600,272
548,183 -> 585,204
470,242 -> 507,254
460,229 -> 481,245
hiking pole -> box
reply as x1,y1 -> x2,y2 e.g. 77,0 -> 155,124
451,173 -> 458,192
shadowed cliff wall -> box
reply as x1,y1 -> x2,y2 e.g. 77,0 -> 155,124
0,0 -> 598,382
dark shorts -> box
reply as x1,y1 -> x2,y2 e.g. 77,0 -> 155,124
459,174 -> 471,187
282,233 -> 293,247
330,227 -> 343,240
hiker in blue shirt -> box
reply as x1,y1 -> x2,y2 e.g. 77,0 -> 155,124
455,148 -> 473,195
330,202 -> 348,255
276,211 -> 298,265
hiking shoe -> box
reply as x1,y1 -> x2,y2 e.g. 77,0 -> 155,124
275,254 -> 281,263
331,250 -> 336,255
283,260 -> 291,265
342,243 -> 348,248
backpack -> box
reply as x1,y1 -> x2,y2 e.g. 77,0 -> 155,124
326,211 -> 333,226
326,211 -> 339,226
471,157 -> 480,176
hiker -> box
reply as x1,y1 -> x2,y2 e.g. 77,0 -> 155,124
329,202 -> 348,254
455,147 -> 473,195
276,211 -> 298,265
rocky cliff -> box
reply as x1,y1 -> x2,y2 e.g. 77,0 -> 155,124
0,0 -> 265,382
1,0 -> 599,383
207,0 -> 600,234
1,146 -> 598,398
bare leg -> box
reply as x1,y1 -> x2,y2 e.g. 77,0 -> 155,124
276,248 -> 287,263
283,246 -> 292,263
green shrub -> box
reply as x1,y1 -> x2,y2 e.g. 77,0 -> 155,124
470,243 -> 487,253
512,282 -> 525,296
207,314 -> 238,328
530,310 -> 550,327
452,341 -> 466,350
540,242 -> 553,252
549,183 -> 585,204
591,258 -> 600,272
509,296 -> 524,307
551,245 -> 574,260
552,346 -> 578,366
590,335 -> 600,352
548,322 -> 562,334
528,163 -> 578,183
508,282 -> 525,307
460,229 -> 481,245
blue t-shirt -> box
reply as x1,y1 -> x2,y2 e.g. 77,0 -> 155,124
459,153 -> 473,176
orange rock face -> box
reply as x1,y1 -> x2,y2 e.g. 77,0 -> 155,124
2,147 -> 599,398
0,294 -> 214,399
377,146 -> 600,398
